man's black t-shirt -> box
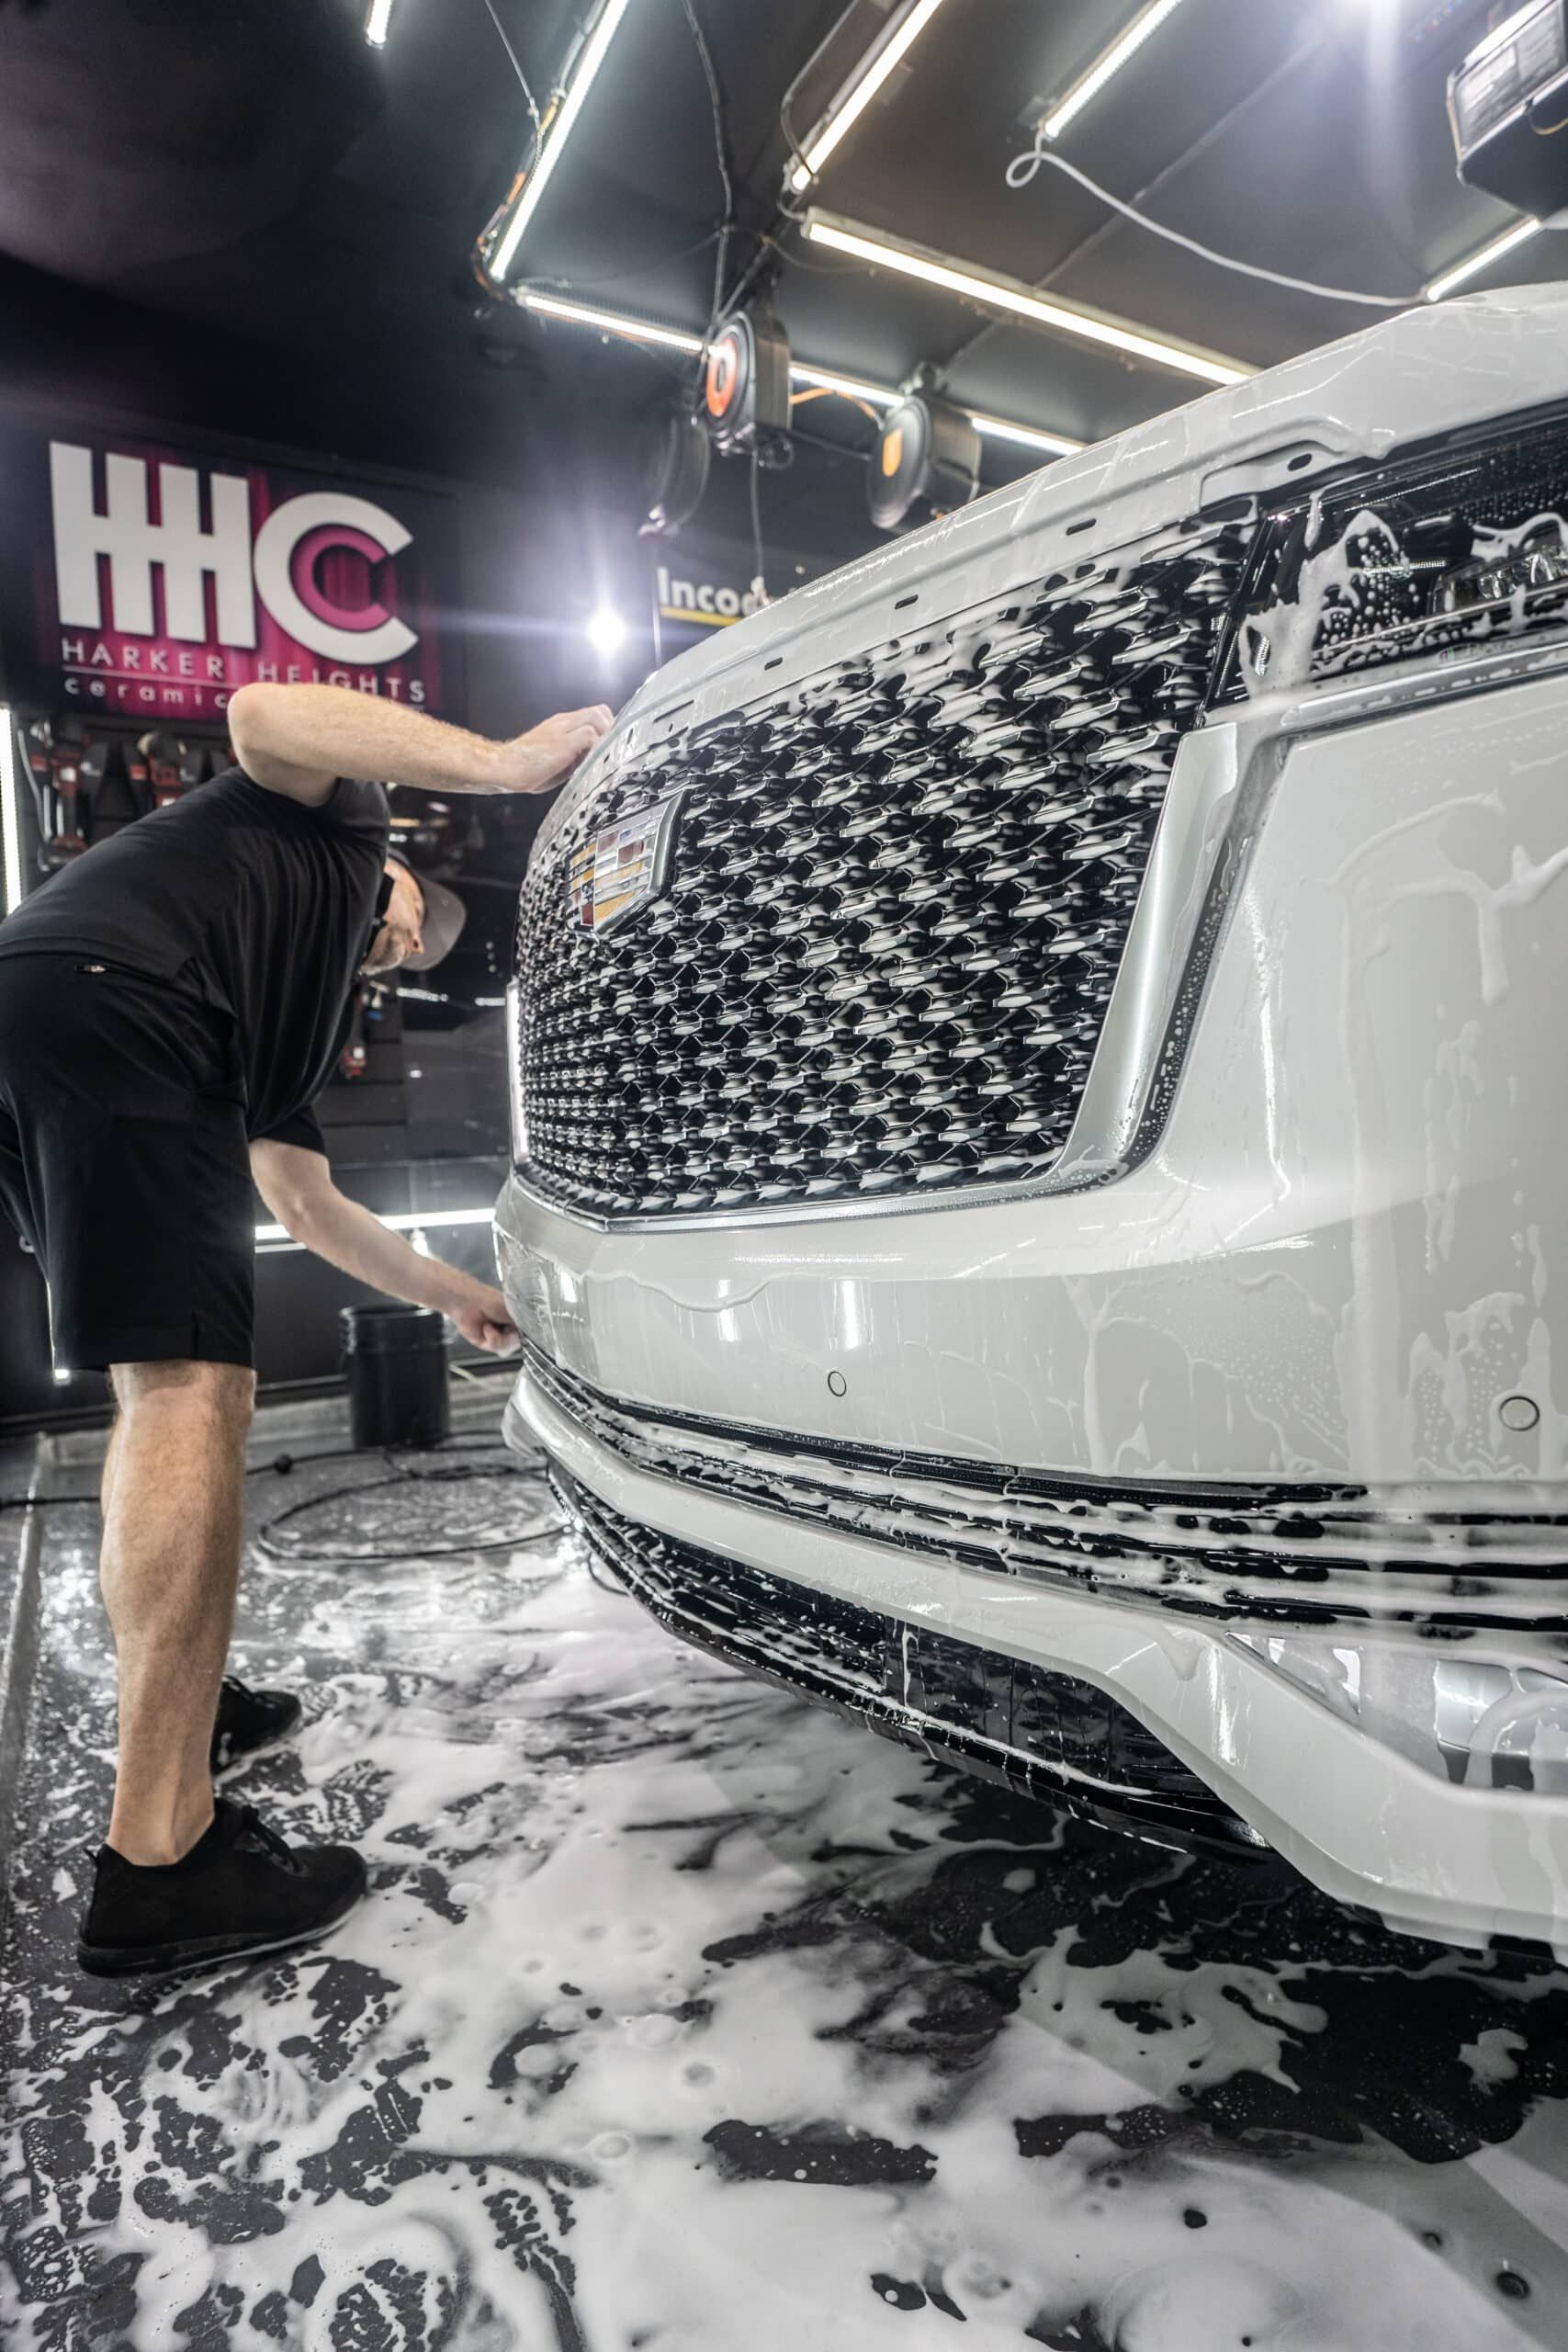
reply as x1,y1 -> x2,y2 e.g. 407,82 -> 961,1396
0,768 -> 388,1140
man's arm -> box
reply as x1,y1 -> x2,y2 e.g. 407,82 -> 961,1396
227,682 -> 613,808
251,1139 -> 518,1355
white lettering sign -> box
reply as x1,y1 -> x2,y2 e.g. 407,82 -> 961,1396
49,443 -> 421,668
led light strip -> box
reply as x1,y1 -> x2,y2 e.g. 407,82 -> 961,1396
787,0 -> 952,193
805,211 -> 1250,387
518,296 -> 1084,455
0,710 -> 23,917
520,290 -> 705,352
255,1205 -> 496,1250
1042,0 -> 1190,142
491,0 -> 633,281
1424,218 -> 1543,302
365,0 -> 395,45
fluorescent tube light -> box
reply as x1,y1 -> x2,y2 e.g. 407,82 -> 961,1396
790,362 -> 899,405
795,366 -> 1081,454
365,0 -> 395,44
787,0 -> 952,192
513,294 -> 1083,457
0,710 -> 22,916
255,1205 -> 497,1251
968,413 -> 1082,457
805,211 -> 1250,387
491,0 -> 633,281
1042,0 -> 1190,141
1424,218 -> 1542,301
520,290 -> 704,352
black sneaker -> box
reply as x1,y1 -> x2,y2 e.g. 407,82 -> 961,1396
76,1800 -> 367,1979
210,1672 -> 302,1772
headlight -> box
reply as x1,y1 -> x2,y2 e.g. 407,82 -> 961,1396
504,978 -> 530,1167
1235,403 -> 1568,690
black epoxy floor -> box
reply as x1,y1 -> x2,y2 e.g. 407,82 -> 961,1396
5,1393 -> 1568,2349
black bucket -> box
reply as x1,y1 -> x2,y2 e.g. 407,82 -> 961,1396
341,1304 -> 451,1451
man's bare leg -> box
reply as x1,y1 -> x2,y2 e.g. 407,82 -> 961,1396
101,1360 -> 254,1865
99,1407 -> 124,1524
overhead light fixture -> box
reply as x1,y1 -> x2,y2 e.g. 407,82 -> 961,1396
1424,217 -> 1542,300
967,412 -> 1081,457
586,607 -> 627,658
512,290 -> 1083,457
786,0 -> 953,193
790,362 -> 897,406
365,0 -> 395,45
490,0 -> 633,282
0,711 -> 22,916
1041,0 -> 1190,141
794,365 -> 1081,454
520,290 -> 704,352
805,211 -> 1250,387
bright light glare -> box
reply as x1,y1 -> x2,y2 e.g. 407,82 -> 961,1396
805,215 -> 1250,387
587,607 -> 626,658
52,1368 -> 72,1385
520,291 -> 704,352
365,0 -> 394,45
788,0 -> 952,191
1424,218 -> 1542,301
0,708 -> 22,916
1043,0 -> 1189,141
491,0 -> 633,279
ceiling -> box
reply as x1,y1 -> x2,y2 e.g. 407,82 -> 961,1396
0,0 -> 1562,537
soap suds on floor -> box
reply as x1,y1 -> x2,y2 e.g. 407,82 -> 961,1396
4,1407 -> 1568,2350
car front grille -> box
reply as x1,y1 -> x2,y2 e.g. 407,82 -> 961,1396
514,514 -> 1252,1219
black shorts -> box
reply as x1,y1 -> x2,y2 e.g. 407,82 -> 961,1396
0,954 -> 255,1372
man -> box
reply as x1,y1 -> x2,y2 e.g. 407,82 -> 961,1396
0,683 -> 612,1976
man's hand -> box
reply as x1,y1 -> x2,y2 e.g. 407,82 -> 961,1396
449,1283 -> 521,1357
497,707 -> 614,796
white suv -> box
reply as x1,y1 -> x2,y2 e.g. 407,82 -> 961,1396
499,282 -> 1568,1951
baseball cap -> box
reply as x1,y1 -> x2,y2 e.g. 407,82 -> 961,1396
388,853 -> 468,972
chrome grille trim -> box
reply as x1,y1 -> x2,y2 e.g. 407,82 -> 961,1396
514,514 -> 1252,1221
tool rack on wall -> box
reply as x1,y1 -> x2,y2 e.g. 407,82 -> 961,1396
9,708 -> 231,876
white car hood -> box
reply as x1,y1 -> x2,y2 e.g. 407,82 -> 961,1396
536,280 -> 1568,860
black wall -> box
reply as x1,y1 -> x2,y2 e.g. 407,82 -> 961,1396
0,252 -> 877,1430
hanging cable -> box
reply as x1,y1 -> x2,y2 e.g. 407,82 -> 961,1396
749,451 -> 768,604
479,0 -> 542,131
679,0 -> 737,358
1006,139 -> 1416,310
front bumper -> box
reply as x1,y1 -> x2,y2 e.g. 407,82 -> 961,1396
504,1345 -> 1568,1947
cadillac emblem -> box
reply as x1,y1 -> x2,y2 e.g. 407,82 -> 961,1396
567,789 -> 683,936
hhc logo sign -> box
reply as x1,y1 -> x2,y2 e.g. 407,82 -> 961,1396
49,442 -> 419,666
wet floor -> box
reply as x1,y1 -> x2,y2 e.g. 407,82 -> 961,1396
5,1392 -> 1568,2350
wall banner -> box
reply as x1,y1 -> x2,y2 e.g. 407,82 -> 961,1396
0,424 -> 465,721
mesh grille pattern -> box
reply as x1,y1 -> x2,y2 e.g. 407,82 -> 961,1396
517,516 -> 1250,1218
